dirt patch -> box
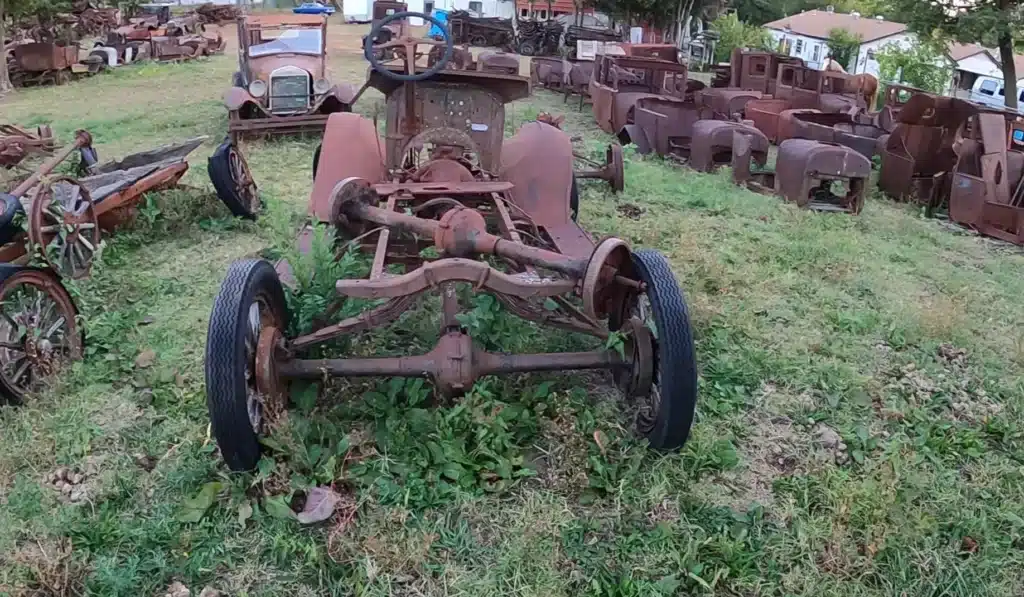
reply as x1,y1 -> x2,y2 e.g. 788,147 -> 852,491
533,403 -> 590,495
616,203 -> 644,219
1,537 -> 86,597
694,415 -> 812,513
881,345 -> 1002,423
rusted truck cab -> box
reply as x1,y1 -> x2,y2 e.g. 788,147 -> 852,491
225,14 -> 356,140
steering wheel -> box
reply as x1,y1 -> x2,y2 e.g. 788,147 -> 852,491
364,11 -> 454,82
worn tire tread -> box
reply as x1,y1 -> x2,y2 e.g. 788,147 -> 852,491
632,249 -> 698,450
205,259 -> 287,471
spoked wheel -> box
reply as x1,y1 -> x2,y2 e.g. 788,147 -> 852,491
28,178 -> 101,280
607,143 -> 625,193
0,269 -> 82,404
612,249 -> 697,450
208,139 -> 260,220
205,259 -> 289,471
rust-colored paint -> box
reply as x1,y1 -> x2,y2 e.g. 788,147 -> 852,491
499,121 -> 574,231
948,111 -> 1024,244
689,121 -> 768,173
776,139 -> 871,213
589,55 -> 689,134
310,113 -> 385,222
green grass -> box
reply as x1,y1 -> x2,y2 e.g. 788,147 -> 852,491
3,27 -> 1024,596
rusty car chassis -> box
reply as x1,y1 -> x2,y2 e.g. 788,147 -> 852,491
205,12 -> 698,472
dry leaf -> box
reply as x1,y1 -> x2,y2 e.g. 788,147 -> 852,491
297,486 -> 341,524
135,349 -> 157,369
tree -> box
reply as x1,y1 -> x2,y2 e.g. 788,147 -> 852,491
710,12 -> 774,62
732,0 -> 894,26
888,0 -> 1024,110
826,28 -> 860,70
876,42 -> 952,93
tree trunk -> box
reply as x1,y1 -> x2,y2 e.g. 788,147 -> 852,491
998,27 -> 1017,110
0,0 -> 12,95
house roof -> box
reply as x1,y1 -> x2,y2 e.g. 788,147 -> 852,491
947,42 -> 990,61
1014,55 -> 1024,79
763,10 -> 907,43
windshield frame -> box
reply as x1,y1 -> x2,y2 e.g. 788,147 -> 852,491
247,26 -> 325,58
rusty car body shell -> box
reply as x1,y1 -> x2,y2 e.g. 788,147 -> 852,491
589,55 -> 688,134
226,14 -> 355,139
948,112 -> 1024,244
744,64 -> 863,141
776,109 -> 888,158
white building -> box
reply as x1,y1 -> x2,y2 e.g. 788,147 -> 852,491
947,42 -> 1005,98
763,9 -> 914,75
344,0 -> 513,23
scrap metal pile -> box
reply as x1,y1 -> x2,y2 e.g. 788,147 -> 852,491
0,125 -> 56,170
577,47 -> 1024,242
0,126 -> 259,403
447,10 -> 514,49
193,3 -> 242,25
3,3 -> 226,88
596,50 -> 878,213
515,19 -> 563,56
563,25 -> 621,58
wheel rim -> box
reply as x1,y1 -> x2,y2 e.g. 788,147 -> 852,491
0,272 -> 80,400
228,146 -> 259,215
632,295 -> 661,434
28,178 -> 101,280
243,295 -> 283,434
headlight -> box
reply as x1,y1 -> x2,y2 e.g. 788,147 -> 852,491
313,78 -> 331,95
249,80 -> 267,98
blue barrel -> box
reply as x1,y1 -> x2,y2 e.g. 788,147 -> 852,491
428,9 -> 449,37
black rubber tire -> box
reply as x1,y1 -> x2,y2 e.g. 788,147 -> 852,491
569,175 -> 579,222
76,147 -> 99,177
208,139 -> 259,220
631,249 -> 698,450
0,194 -> 24,245
205,259 -> 289,472
312,143 -> 322,181
517,41 -> 536,56
232,71 -> 244,88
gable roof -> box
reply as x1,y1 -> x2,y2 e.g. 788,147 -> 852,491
947,42 -> 990,62
763,10 -> 907,43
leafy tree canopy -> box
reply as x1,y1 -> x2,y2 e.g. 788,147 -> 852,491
886,0 -> 1024,108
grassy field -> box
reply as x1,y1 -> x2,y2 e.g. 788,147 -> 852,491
3,21 -> 1024,597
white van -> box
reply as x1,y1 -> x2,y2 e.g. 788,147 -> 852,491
970,75 -> 1024,111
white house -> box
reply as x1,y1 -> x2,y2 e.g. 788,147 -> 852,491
763,9 -> 914,75
344,0 -> 513,23
947,42 -> 1004,98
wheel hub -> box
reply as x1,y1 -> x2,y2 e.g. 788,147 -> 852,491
615,317 -> 654,399
255,325 -> 285,416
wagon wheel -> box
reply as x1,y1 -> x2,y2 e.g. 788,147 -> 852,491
54,70 -> 71,86
0,269 -> 82,404
607,143 -> 624,193
469,34 -> 488,47
27,177 -> 101,280
208,139 -> 260,219
611,249 -> 698,451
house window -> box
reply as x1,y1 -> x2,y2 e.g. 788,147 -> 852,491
519,7 -> 528,17
424,0 -> 434,13
812,43 -> 820,62
468,1 -> 482,13
795,38 -> 804,54
538,9 -> 547,18
979,80 -> 997,96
